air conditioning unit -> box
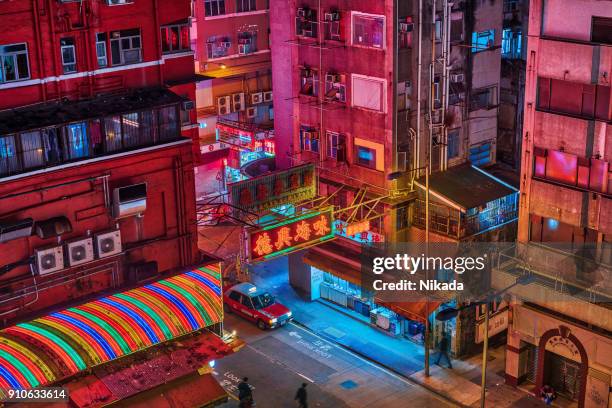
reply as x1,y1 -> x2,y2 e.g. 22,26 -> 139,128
121,49 -> 141,64
399,22 -> 414,32
251,92 -> 263,104
246,106 -> 257,118
450,73 -> 465,83
95,230 -> 122,258
112,183 -> 147,219
232,92 -> 245,112
324,11 -> 339,21
238,44 -> 250,55
218,95 -> 231,115
222,41 -> 231,48
66,237 -> 94,267
0,218 -> 33,243
297,8 -> 305,17
303,131 -> 316,139
263,91 -> 273,102
182,100 -> 195,111
35,245 -> 64,276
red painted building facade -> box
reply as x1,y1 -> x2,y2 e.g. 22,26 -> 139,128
0,0 -> 201,325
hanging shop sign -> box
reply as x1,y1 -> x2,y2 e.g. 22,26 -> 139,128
0,265 -> 223,389
248,208 -> 335,262
475,309 -> 508,343
200,142 -> 229,155
334,219 -> 385,243
228,164 -> 316,212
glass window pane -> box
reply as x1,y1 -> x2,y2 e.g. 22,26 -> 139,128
122,112 -> 142,148
16,54 -> 29,79
104,116 -> 122,152
180,26 -> 190,50
161,28 -> 170,52
20,131 -> 44,169
42,128 -> 62,164
64,123 -> 89,159
158,106 -> 178,141
3,55 -> 16,81
110,40 -> 121,64
131,36 -> 140,49
0,135 -> 20,176
171,27 -> 179,50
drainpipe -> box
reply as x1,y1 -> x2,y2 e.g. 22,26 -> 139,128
47,0 -> 62,99
415,0 -> 423,174
33,0 -> 47,101
153,0 -> 164,86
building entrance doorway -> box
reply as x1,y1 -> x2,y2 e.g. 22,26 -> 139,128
544,351 -> 581,401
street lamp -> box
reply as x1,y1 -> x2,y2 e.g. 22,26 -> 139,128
436,273 -> 534,408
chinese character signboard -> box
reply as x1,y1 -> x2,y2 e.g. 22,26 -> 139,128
334,219 -> 385,243
229,164 -> 316,212
249,209 -> 335,262
475,309 -> 508,343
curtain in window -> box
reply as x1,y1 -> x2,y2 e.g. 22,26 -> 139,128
104,116 -> 122,152
42,128 -> 62,164
64,122 -> 89,160
0,135 -> 19,176
20,131 -> 44,169
140,110 -> 157,144
122,112 -> 141,148
158,106 -> 178,141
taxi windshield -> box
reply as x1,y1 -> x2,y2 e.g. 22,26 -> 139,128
251,293 -> 275,309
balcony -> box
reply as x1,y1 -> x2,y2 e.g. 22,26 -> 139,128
492,242 -> 612,332
0,89 -> 186,179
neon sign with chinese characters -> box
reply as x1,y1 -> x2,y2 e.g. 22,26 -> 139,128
249,209 -> 335,262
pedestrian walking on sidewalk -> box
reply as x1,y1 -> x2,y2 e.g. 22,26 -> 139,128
295,383 -> 308,408
238,377 -> 254,407
436,335 -> 453,369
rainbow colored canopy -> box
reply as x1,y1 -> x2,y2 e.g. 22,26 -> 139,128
0,265 -> 223,390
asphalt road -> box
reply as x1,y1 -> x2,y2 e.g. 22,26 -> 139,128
215,313 -> 456,408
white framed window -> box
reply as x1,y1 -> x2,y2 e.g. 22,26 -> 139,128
236,0 -> 256,13
110,29 -> 141,65
326,131 -> 346,161
0,43 -> 30,83
96,33 -> 107,68
205,0 -> 226,16
60,37 -> 76,74
351,74 -> 386,112
300,126 -> 319,152
351,12 -> 385,49
300,68 -> 319,97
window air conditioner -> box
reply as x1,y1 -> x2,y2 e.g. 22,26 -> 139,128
246,106 -> 257,118
0,218 -> 33,243
182,100 -> 195,110
112,182 -> 147,219
297,8 -> 305,17
450,73 -> 465,83
66,237 -> 94,267
218,95 -> 231,115
251,92 -> 263,104
95,230 -> 122,258
263,91 -> 273,102
122,49 -> 141,64
35,245 -> 65,276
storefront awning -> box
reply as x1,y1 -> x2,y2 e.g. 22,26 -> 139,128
0,265 -> 224,390
374,299 -> 443,323
303,243 -> 363,286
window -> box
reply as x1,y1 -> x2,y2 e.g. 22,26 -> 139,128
326,131 -> 346,161
591,17 -> 612,45
471,29 -> 494,53
110,29 -> 141,66
296,8 -> 318,38
503,0 -> 520,14
469,142 -> 491,167
236,0 -> 256,13
355,145 -> 376,169
63,122 -> 89,160
106,0 -> 134,4
351,75 -> 385,112
324,72 -> 346,102
241,295 -> 254,308
237,32 -> 257,55
352,13 -> 384,48
205,0 -> 225,16
60,38 -> 76,74
447,129 -> 460,159
450,13 -> 464,42
158,106 -> 178,141
300,68 -> 319,96
470,85 -> 498,110
96,33 -> 107,68
0,135 -> 19,176
435,19 -> 442,42
104,115 -> 123,152
20,131 -> 44,169
0,43 -> 30,83
398,17 -> 413,48
502,28 -> 522,59
537,77 -> 611,121
207,36 -> 231,59
228,291 -> 241,302
299,126 -> 319,153
161,24 -> 190,54
41,128 -> 62,165
324,11 -> 341,41
432,76 -> 441,109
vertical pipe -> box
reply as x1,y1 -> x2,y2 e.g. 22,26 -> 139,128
480,302 -> 489,408
33,0 -> 47,101
415,0 -> 423,173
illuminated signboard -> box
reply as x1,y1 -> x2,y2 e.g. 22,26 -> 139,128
249,209 -> 335,262
229,164 -> 316,212
334,219 -> 384,243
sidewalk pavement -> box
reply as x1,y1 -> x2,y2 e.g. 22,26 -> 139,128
248,257 -> 557,408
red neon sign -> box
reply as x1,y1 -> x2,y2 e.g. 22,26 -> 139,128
249,210 -> 334,261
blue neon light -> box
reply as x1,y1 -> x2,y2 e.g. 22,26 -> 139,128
144,285 -> 199,330
98,298 -> 159,344
51,313 -> 116,360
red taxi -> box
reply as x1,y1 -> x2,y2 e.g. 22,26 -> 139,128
224,283 -> 293,329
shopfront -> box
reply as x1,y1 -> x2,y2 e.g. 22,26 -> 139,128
506,304 -> 612,408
